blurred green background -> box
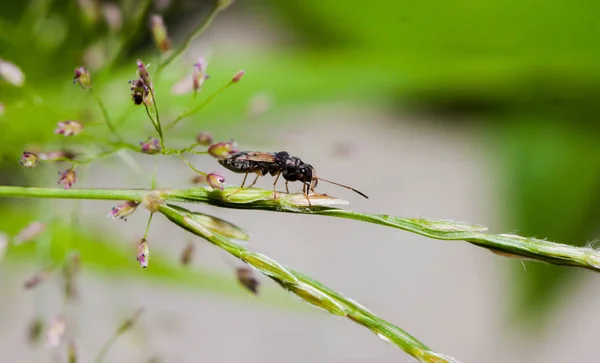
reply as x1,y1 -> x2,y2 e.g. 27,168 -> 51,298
2,0 -> 600,362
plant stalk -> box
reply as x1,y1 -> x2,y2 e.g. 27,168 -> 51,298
1,185 -> 599,273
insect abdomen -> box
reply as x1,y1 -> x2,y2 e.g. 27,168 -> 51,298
218,159 -> 250,173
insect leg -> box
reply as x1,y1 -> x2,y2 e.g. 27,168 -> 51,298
240,172 -> 249,188
272,173 -> 281,199
303,182 -> 312,206
226,171 -> 250,198
247,174 -> 260,188
285,181 -> 290,194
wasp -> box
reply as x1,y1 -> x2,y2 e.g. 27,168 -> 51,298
218,151 -> 368,203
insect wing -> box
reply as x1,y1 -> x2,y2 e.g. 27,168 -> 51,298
233,151 -> 277,163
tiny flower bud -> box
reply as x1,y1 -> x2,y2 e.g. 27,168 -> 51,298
83,46 -> 106,71
0,59 -> 25,87
142,191 -> 164,213
247,92 -> 272,118
195,131 -> 213,146
24,268 -> 52,289
137,238 -> 149,268
150,15 -> 171,53
236,266 -> 260,295
102,3 -> 122,32
180,243 -> 194,266
130,79 -> 153,106
192,57 -> 209,92
45,316 -> 66,347
39,150 -> 76,161
77,0 -> 100,24
73,66 -> 91,89
14,221 -> 46,244
55,120 -> 83,137
191,174 -> 206,184
58,169 -> 77,189
20,151 -> 39,168
136,60 -> 152,90
108,201 -> 140,221
208,140 -> 238,158
27,317 -> 44,345
206,173 -> 225,190
231,69 -> 245,83
140,137 -> 161,154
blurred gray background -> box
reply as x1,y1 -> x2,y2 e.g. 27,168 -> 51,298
2,1 -> 600,362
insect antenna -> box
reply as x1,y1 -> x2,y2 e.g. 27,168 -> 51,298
313,177 -> 368,199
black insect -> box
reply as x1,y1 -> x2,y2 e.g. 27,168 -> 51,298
218,151 -> 368,203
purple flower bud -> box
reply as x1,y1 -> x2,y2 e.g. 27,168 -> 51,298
231,69 -> 245,83
206,173 -> 225,190
137,238 -> 149,268
14,221 -> 46,244
136,60 -> 152,90
180,243 -> 194,266
58,169 -> 77,189
45,316 -> 66,347
129,78 -> 152,106
73,66 -> 91,89
150,15 -> 171,53
76,0 -> 100,24
236,266 -> 260,295
23,268 -> 52,289
195,131 -> 213,146
55,120 -> 83,137
20,151 -> 39,168
207,140 -> 238,159
102,4 -> 122,32
192,57 -> 209,92
140,137 -> 161,154
108,201 -> 140,221
0,59 -> 25,87
247,92 -> 272,118
39,150 -> 76,161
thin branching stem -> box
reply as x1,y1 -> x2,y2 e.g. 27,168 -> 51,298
93,308 -> 144,363
178,155 -> 207,176
143,212 -> 154,238
164,81 -> 233,132
158,204 -> 459,363
156,4 -> 220,74
90,90 -> 122,142
0,186 -> 599,272
148,88 -> 165,149
143,103 -> 160,136
93,334 -> 119,363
